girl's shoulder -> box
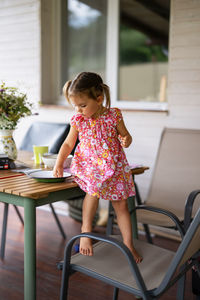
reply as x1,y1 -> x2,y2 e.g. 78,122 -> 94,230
70,113 -> 85,130
108,107 -> 123,123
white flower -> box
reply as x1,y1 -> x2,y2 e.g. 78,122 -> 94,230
112,194 -> 118,200
114,155 -> 118,162
125,165 -> 130,173
94,174 -> 101,179
117,183 -> 124,191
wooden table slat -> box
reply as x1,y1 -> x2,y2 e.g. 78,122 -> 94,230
0,173 -> 26,179
0,180 -> 32,189
4,179 -> 75,194
1,179 -> 30,186
0,175 -> 29,184
19,182 -> 78,199
3,181 -> 52,193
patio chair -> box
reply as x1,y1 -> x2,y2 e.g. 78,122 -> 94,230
59,201 -> 200,300
19,121 -> 72,154
1,121 -> 80,259
135,127 -> 200,243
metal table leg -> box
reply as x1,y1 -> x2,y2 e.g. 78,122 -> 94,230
127,196 -> 138,239
24,198 -> 36,300
1,203 -> 9,260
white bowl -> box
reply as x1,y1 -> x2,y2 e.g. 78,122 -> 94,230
42,154 -> 73,169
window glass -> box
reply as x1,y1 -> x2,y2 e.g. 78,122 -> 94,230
61,0 -> 107,88
118,0 -> 169,103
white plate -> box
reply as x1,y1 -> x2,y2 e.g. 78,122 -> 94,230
28,170 -> 71,182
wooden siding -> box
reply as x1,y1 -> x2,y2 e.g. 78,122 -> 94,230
0,0 -> 41,103
168,0 -> 200,119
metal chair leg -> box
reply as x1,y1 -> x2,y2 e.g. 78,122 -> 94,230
143,224 -> 153,244
1,203 -> 9,260
135,182 -> 153,244
106,202 -> 115,236
13,205 -> 24,225
49,203 -> 66,239
113,287 -> 119,300
176,265 -> 186,300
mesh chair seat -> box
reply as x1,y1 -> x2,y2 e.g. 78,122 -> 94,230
71,237 -> 175,291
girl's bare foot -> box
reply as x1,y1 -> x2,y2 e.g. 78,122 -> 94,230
125,243 -> 143,264
131,247 -> 143,264
79,237 -> 93,256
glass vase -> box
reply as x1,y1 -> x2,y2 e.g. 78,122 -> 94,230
0,129 -> 17,160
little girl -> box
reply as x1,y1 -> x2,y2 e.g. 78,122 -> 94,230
53,72 -> 142,263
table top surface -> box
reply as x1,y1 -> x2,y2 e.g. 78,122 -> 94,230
0,151 -> 149,199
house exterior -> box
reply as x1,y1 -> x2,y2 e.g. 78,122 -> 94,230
0,0 -> 200,204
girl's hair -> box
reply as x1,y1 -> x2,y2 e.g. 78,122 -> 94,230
63,72 -> 111,109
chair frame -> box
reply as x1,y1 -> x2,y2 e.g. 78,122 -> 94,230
59,192 -> 200,300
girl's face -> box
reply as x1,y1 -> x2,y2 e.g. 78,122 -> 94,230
70,94 -> 103,118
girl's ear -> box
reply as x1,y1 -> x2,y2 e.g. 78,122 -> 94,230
97,95 -> 104,105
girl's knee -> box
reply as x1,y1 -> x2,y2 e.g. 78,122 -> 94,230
84,193 -> 99,201
111,199 -> 128,211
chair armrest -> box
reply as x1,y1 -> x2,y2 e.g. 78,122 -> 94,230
135,205 -> 185,238
64,232 -> 135,262
184,190 -> 200,231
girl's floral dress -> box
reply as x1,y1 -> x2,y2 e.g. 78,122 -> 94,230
70,107 -> 135,201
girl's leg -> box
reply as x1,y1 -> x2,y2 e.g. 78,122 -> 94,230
111,199 -> 142,263
80,193 -> 99,256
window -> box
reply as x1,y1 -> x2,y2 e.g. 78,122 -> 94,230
60,0 -> 107,101
118,0 -> 169,107
107,0 -> 170,110
41,0 -> 170,110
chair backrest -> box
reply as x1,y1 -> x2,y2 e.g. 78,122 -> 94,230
146,128 -> 200,216
158,206 -> 200,294
19,122 -> 71,154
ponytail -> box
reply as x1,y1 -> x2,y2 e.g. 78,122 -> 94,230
63,80 -> 72,103
102,83 -> 111,109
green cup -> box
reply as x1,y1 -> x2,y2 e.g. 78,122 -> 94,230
33,145 -> 49,165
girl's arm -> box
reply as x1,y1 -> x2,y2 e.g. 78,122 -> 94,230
117,119 -> 132,148
53,126 -> 78,177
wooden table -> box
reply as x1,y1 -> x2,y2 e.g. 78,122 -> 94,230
0,152 -> 148,300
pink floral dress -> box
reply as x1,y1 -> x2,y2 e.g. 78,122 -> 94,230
70,107 -> 135,201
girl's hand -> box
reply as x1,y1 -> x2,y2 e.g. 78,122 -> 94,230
52,126 -> 78,178
117,119 -> 132,148
53,165 -> 64,178
119,134 -> 132,148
